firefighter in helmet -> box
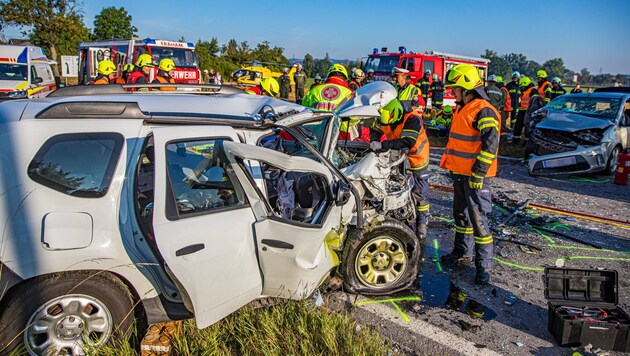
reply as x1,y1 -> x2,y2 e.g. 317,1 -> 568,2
548,77 -> 566,101
417,69 -> 432,106
152,58 -> 176,91
302,64 -> 352,111
439,63 -> 500,285
348,68 -> 365,91
244,77 -> 279,97
128,54 -> 156,84
93,60 -> 117,85
513,76 -> 538,144
536,69 -> 553,103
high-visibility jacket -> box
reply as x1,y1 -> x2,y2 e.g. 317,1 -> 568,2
381,112 -> 430,170
500,86 -> 512,111
302,82 -> 353,112
115,78 -> 126,84
127,70 -> 147,84
518,86 -> 538,111
154,75 -> 176,91
439,99 -> 500,177
93,75 -> 109,85
547,86 -> 566,101
538,80 -> 552,101
506,81 -> 521,111
396,82 -> 419,113
417,76 -> 431,99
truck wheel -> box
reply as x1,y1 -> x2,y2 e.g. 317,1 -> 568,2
604,146 -> 620,176
341,219 -> 422,295
0,271 -> 136,355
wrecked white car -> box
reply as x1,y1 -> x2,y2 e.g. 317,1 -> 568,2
527,91 -> 630,175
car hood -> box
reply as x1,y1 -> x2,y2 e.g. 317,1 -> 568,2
537,111 -> 613,132
0,80 -> 28,91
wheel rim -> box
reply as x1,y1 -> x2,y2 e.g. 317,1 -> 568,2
24,294 -> 113,356
354,235 -> 408,288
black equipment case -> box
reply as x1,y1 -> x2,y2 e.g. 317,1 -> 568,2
544,267 -> 630,352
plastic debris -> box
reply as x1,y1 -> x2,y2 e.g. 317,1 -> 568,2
514,342 -> 525,347
555,258 -> 565,267
314,290 -> 324,307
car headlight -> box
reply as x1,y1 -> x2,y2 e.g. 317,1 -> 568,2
5,90 -> 28,99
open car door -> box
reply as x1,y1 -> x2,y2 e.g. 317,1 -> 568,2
222,141 -> 352,299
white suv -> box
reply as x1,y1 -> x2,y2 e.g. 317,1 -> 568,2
0,83 -> 420,355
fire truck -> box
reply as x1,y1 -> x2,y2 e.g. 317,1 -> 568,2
363,47 -> 490,107
78,38 -> 200,84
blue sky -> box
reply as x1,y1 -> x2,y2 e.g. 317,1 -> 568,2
5,0 -> 630,74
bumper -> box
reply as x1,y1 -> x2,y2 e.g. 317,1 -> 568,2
528,144 -> 608,175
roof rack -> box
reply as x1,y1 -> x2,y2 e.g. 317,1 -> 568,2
47,84 -> 245,97
424,51 -> 490,64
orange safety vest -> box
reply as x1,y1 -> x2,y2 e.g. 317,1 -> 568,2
439,99 -> 500,177
93,77 -> 109,85
538,81 -> 551,100
155,76 -> 176,91
115,78 -> 126,84
519,87 -> 536,111
381,112 -> 430,170
501,86 -> 511,111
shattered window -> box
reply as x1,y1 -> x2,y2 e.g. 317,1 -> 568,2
548,96 -> 621,120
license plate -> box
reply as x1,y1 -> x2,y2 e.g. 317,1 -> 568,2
543,156 -> 577,168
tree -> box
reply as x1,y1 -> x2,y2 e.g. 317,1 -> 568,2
195,37 -> 220,71
0,0 -> 90,76
251,41 -> 288,70
302,53 -> 314,76
221,39 -> 251,67
92,6 -> 137,40
481,49 -> 511,79
503,53 -> 529,75
580,68 -> 591,84
542,58 -> 567,81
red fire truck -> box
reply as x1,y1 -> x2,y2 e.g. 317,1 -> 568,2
363,47 -> 490,107
78,38 -> 200,84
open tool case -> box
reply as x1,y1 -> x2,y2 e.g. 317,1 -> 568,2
544,267 -> 630,351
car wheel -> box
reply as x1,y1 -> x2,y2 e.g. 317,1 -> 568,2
605,146 -> 620,176
0,271 -> 135,355
341,219 -> 421,295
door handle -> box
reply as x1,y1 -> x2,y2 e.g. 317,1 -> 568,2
261,239 -> 294,250
175,243 -> 205,256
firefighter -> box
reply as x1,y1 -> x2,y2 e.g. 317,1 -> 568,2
348,68 -> 365,91
548,77 -> 566,101
293,63 -> 307,104
365,69 -> 376,84
369,98 -> 431,239
439,63 -> 500,285
244,77 -> 279,97
485,74 -> 505,112
152,58 -> 176,91
497,76 -> 512,132
536,69 -> 553,103
393,67 -> 420,113
309,74 -> 322,90
128,54 -> 156,85
121,64 -> 135,83
513,77 -> 538,144
506,71 -> 521,129
430,105 -> 453,136
302,64 -> 352,111
417,70 -> 432,106
279,67 -> 291,100
92,60 -> 117,85
429,74 -> 445,109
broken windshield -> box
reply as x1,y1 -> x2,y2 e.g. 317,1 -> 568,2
547,96 -> 620,121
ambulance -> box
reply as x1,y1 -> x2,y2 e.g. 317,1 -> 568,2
0,45 -> 56,100
78,38 -> 201,84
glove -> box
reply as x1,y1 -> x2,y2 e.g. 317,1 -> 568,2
370,141 -> 382,151
469,173 -> 484,190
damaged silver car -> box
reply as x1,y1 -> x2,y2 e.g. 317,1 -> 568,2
526,91 -> 630,175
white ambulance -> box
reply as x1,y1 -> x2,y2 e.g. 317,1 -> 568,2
0,45 -> 56,100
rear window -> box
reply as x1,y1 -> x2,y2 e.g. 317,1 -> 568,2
28,133 -> 124,198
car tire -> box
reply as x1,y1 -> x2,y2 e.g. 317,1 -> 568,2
0,271 -> 136,355
605,146 -> 620,176
341,218 -> 422,295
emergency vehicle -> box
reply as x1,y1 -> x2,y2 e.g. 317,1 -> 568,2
0,45 -> 56,100
78,38 -> 200,84
363,47 -> 490,107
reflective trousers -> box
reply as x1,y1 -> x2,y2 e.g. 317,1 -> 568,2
412,167 -> 430,225
451,174 -> 494,270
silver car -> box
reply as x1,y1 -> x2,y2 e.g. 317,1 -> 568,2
527,91 -> 630,175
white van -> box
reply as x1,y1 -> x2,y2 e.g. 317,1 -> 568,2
0,45 -> 56,100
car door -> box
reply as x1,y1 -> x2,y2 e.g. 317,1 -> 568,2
151,126 -> 263,329
221,141 -> 351,299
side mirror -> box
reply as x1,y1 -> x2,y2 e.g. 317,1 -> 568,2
334,181 -> 352,206
32,77 -> 43,85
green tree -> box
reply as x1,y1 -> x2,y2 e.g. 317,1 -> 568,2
580,68 -> 591,84
221,39 -> 251,67
92,6 -> 137,40
302,53 -> 314,76
0,0 -> 90,76
481,49 -> 511,79
503,53 -> 529,75
195,37 -> 219,71
542,58 -> 566,80
313,53 -> 332,79
251,41 -> 288,70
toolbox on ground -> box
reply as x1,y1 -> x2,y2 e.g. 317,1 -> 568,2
544,267 -> 630,352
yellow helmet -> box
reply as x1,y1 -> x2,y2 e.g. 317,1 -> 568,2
444,64 -> 483,90
518,77 -> 532,87
328,64 -> 348,80
158,58 -> 176,72
123,63 -> 135,73
97,60 -> 116,76
353,68 -> 365,79
136,54 -> 156,68
379,99 -> 404,125
536,70 -> 548,78
261,77 -> 279,97
443,105 -> 453,114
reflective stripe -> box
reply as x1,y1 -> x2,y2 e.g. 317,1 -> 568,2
408,161 -> 429,170
477,156 -> 493,165
487,90 -> 503,96
403,129 -> 419,134
450,132 -> 482,142
417,204 -> 430,212
480,151 -> 495,159
410,139 -> 427,155
456,225 -> 474,234
477,117 -> 497,125
446,148 -> 478,159
474,235 -> 493,245
478,122 -> 498,131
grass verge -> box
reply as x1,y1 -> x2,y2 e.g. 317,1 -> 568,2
87,300 -> 390,356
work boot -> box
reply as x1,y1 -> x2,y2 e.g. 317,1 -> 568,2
475,270 -> 490,286
441,253 -> 473,266
416,223 -> 427,240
